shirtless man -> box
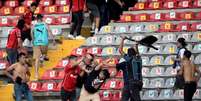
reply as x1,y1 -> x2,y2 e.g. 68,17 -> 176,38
178,50 -> 201,101
4,53 -> 33,101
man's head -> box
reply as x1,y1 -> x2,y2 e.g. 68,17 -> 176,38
99,69 -> 110,80
184,50 -> 191,60
84,53 -> 94,65
36,14 -> 43,21
127,47 -> 137,57
17,53 -> 27,64
30,2 -> 37,12
69,55 -> 78,63
177,38 -> 187,48
17,19 -> 25,30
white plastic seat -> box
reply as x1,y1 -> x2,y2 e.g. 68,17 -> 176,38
157,89 -> 174,100
165,78 -> 176,88
149,55 -> 164,66
99,25 -> 113,34
164,55 -> 175,65
147,44 -> 163,54
194,54 -> 201,64
191,32 -> 201,42
161,33 -> 177,43
129,24 -> 146,33
163,67 -> 177,77
101,47 -> 117,56
149,67 -> 165,77
114,25 -> 129,34
138,45 -> 147,54
163,44 -> 177,54
177,33 -> 192,42
141,56 -> 150,66
144,24 -> 159,32
148,78 -> 165,88
193,89 -> 201,99
142,67 -> 150,77
173,90 -> 184,100
1,27 -> 13,37
142,78 -> 150,88
193,44 -> 201,53
143,90 -> 159,100
85,36 -> 101,46
0,38 -> 7,48
100,35 -> 116,45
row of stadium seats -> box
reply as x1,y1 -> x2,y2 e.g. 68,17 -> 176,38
130,0 -> 201,10
0,5 -> 69,15
0,0 -> 70,8
99,22 -> 201,34
86,34 -> 201,45
0,15 -> 71,27
119,11 -> 201,22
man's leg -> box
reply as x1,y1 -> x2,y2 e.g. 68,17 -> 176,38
6,48 -> 18,64
70,12 -> 78,37
91,92 -> 101,101
33,46 -> 41,79
121,86 -> 130,101
60,88 -> 69,101
130,87 -> 141,101
23,84 -> 33,101
185,82 -> 197,101
72,87 -> 82,101
69,90 -> 76,101
14,83 -> 22,101
75,11 -> 84,36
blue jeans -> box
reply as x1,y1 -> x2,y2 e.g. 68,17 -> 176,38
14,83 -> 33,101
6,48 -> 18,64
72,87 -> 81,101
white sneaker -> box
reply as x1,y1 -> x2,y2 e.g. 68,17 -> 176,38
76,35 -> 85,40
94,28 -> 99,35
67,34 -> 75,39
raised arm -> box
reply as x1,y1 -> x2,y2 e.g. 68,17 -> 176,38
71,57 -> 85,68
119,36 -> 126,56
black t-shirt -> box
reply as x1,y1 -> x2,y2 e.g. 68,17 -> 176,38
86,0 -> 97,4
84,69 -> 105,94
76,73 -> 87,88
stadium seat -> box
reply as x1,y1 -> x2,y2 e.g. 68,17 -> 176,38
161,33 -> 177,43
194,54 -> 201,64
195,11 -> 201,20
164,11 -> 179,20
55,0 -> 70,5
175,22 -> 190,32
179,11 -> 195,20
191,22 -> 201,31
134,13 -> 150,22
56,59 -> 69,68
177,33 -> 192,42
50,27 -> 62,36
57,16 -> 71,24
44,5 -> 57,14
147,44 -> 162,54
149,78 -> 165,88
142,67 -> 150,77
164,78 -> 176,88
178,0 -> 192,8
54,71 -> 64,80
101,47 -> 117,56
192,44 -> 201,53
58,5 -> 70,14
23,0 -> 36,6
198,79 -> 201,87
116,46 -> 130,55
39,0 -> 53,6
119,14 -> 134,22
138,45 -> 147,54
148,1 -> 162,9
43,16 -> 56,25
144,23 -> 159,32
29,82 -> 42,91
150,12 -> 165,21
52,82 -> 62,92
0,7 -> 13,15
105,57 -> 119,66
0,17 -> 12,27
132,2 -> 147,10
114,25 -> 129,34
108,68 -> 117,77
159,22 -> 175,32
86,36 -> 100,46
141,56 -> 150,66
0,38 -> 7,48
41,70 -> 58,80
14,6 -> 26,15
104,79 -> 120,90
131,35 -> 144,41
100,35 -> 116,45
1,27 -> 12,37
173,90 -> 184,99
163,44 -> 177,54
94,57 -> 103,64
112,91 -> 122,101
5,0 -> 19,8
194,0 -> 201,8
34,6 -> 43,14
143,90 -> 158,100
149,56 -> 164,66
71,48 -> 87,56
87,47 -> 102,55
0,61 -> 8,70
191,32 -> 201,42
143,78 -> 150,88
38,82 -> 57,92
116,70 -> 123,78
193,89 -> 201,99
130,24 -> 146,33
158,89 -> 174,100
163,1 -> 177,9
99,25 -> 113,34
164,67 -> 177,77
99,91 -> 112,100
164,55 -> 175,65
149,67 -> 164,77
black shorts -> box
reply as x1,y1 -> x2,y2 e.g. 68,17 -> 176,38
87,3 -> 100,17
21,29 -> 32,41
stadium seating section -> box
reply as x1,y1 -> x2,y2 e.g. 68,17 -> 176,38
0,0 -> 201,101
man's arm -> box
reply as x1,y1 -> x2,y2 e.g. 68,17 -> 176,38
46,24 -> 56,45
4,64 -> 16,81
71,57 -> 85,68
178,62 -> 184,75
95,59 -> 113,71
195,64 -> 201,82
133,43 -> 140,56
119,36 -> 126,56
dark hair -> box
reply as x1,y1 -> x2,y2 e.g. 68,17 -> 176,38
69,55 -> 77,60
17,52 -> 26,61
102,69 -> 110,79
16,19 -> 25,30
184,50 -> 191,59
177,38 -> 187,47
31,2 -> 37,7
127,48 -> 136,57
36,14 -> 43,20
87,53 -> 94,59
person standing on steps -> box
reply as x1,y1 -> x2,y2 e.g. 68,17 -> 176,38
68,0 -> 86,40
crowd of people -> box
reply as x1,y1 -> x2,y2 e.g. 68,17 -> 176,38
2,1 -> 201,101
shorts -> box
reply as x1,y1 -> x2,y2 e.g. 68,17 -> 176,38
79,86 -> 100,101
21,29 -> 32,41
87,3 -> 100,17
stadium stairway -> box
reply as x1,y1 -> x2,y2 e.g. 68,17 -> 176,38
0,39 -> 85,101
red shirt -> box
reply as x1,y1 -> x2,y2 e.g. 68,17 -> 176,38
6,28 -> 21,49
23,9 -> 33,30
71,0 -> 85,12
62,62 -> 81,91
